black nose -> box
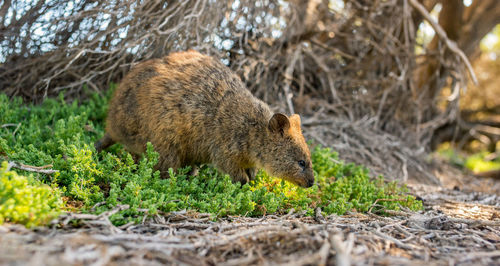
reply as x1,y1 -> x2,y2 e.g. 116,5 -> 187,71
305,178 -> 315,188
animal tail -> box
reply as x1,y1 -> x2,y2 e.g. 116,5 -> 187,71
94,133 -> 115,152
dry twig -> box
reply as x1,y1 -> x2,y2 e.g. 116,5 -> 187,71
7,161 -> 58,175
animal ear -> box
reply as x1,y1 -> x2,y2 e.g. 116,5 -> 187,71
289,114 -> 301,129
268,113 -> 290,135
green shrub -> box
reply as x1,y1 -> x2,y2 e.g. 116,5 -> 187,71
465,153 -> 500,172
436,144 -> 500,173
0,161 -> 63,227
0,90 -> 422,226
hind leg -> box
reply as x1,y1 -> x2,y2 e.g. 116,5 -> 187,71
95,133 -> 115,152
155,153 -> 182,179
214,159 -> 250,185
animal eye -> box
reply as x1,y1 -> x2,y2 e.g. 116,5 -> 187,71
298,160 -> 306,169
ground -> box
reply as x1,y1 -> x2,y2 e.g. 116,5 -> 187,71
1,171 -> 499,266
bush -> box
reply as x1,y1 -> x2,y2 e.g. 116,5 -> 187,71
465,153 -> 500,173
0,90 -> 422,226
0,161 -> 63,227
436,144 -> 500,173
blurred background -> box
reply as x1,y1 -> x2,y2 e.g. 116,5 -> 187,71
0,0 -> 498,190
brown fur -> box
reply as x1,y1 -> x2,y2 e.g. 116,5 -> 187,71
96,50 -> 314,187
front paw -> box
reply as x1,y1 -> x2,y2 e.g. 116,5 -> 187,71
245,168 -> 257,180
187,165 -> 199,176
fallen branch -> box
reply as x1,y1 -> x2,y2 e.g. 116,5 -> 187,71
475,169 -> 500,179
330,234 -> 350,266
368,198 -> 407,213
315,207 -> 326,223
1,123 -> 18,128
447,216 -> 500,228
372,229 -> 417,250
7,161 -> 58,174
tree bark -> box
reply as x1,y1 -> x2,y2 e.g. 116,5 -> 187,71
461,0 -> 500,59
415,0 -> 463,103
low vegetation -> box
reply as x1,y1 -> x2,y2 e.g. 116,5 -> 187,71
0,161 -> 63,228
437,143 -> 500,173
0,89 -> 422,227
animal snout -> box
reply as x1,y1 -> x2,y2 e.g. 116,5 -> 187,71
304,177 -> 315,188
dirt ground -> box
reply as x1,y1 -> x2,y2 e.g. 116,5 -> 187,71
1,166 -> 499,266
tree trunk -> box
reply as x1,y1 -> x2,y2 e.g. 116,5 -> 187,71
414,0 -> 500,150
